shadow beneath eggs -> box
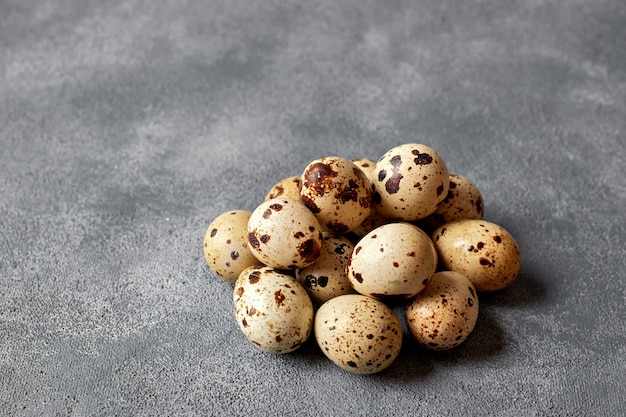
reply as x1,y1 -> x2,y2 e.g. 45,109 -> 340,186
478,270 -> 546,307
279,334 -> 332,368
376,303 -> 507,382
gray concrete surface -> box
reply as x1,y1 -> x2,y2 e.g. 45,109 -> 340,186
1,0 -> 625,416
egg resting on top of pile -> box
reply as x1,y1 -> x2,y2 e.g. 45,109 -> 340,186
299,156 -> 372,235
371,143 -> 449,221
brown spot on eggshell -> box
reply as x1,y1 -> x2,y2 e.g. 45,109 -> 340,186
385,155 -> 403,194
275,289 -> 286,306
248,271 -> 261,283
248,232 -> 260,249
413,153 -> 433,165
300,194 -> 321,213
298,239 -> 322,264
304,162 -> 337,196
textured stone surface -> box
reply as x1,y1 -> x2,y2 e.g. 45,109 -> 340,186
1,0 -> 625,415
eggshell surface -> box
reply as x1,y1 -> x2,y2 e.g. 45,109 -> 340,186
264,176 -> 302,201
405,271 -> 479,350
314,294 -> 402,374
300,156 -> 372,234
247,198 -> 324,269
371,143 -> 449,221
296,234 -> 355,305
233,266 -> 314,354
418,174 -> 484,233
347,222 -> 438,299
204,210 -> 259,283
432,219 -> 522,292
351,158 -> 377,178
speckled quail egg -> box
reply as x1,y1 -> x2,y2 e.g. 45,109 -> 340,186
405,271 -> 479,350
351,158 -> 377,178
432,219 -> 522,292
233,266 -> 314,353
296,234 -> 355,305
346,222 -> 438,299
417,174 -> 484,233
247,198 -> 324,270
314,294 -> 403,374
264,176 -> 302,201
203,210 -> 260,283
371,143 -> 449,221
299,156 -> 372,235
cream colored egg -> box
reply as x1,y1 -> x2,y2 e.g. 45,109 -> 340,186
314,294 -> 402,374
300,156 -> 372,234
405,271 -> 479,350
247,198 -> 324,270
432,219 -> 522,292
351,158 -> 377,178
371,143 -> 449,221
418,174 -> 484,233
296,234 -> 355,305
346,222 -> 438,299
264,176 -> 302,201
203,210 -> 260,283
233,266 -> 314,353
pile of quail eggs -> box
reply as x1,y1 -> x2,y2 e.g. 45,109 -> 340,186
203,143 -> 522,375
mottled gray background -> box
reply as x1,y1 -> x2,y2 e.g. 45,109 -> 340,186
1,0 -> 625,416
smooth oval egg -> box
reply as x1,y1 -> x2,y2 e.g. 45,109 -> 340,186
347,222 -> 438,299
233,266 -> 314,354
314,294 -> 402,374
371,143 -> 449,221
247,198 -> 324,270
351,157 -> 377,178
432,219 -> 522,292
203,210 -> 259,283
300,156 -> 372,235
405,270 -> 479,350
417,174 -> 484,233
296,234 -> 355,305
264,176 -> 302,201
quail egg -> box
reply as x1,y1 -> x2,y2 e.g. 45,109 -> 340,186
233,265 -> 314,354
